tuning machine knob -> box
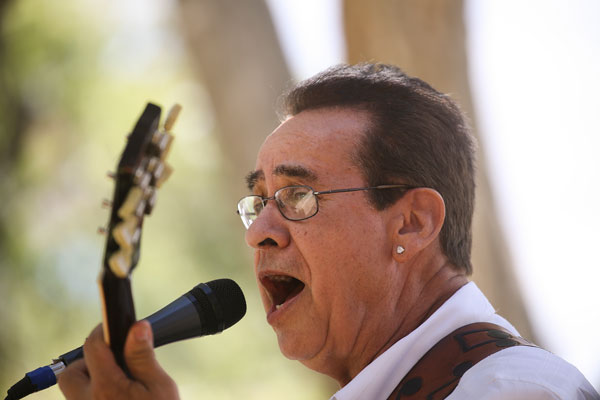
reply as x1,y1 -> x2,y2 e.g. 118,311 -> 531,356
163,104 -> 182,131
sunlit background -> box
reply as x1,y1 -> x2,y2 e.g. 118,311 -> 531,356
0,1 -> 598,399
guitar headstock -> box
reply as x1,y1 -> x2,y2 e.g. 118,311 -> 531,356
103,103 -> 181,278
98,102 -> 181,370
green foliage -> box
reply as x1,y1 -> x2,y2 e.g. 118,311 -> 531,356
0,1 -> 330,398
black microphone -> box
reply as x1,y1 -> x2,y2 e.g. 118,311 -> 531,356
5,279 -> 246,400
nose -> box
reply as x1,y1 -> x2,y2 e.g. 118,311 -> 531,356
245,201 -> 291,249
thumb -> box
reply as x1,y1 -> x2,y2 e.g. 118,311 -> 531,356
124,320 -> 167,384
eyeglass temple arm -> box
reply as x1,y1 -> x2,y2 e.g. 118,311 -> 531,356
313,184 -> 415,196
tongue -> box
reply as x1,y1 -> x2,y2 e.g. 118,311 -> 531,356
285,281 -> 304,303
271,278 -> 304,306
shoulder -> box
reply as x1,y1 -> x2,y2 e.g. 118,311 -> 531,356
448,346 -> 599,399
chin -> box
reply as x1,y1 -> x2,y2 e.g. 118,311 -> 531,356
280,337 -> 344,382
275,330 -> 320,362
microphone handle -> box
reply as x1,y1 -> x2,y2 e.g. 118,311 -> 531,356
59,347 -> 84,366
5,290 -> 208,400
58,291 -> 206,366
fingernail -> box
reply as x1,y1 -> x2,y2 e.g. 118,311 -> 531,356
134,324 -> 149,342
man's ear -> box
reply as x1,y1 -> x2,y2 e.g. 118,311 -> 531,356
387,188 -> 446,261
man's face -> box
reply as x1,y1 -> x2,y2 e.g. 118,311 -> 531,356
245,108 -> 403,377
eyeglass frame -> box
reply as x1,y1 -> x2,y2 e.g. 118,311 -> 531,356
236,184 -> 417,228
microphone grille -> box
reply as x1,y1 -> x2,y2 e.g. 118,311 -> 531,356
191,279 -> 246,333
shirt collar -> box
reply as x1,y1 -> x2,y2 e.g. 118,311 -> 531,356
330,282 -> 515,400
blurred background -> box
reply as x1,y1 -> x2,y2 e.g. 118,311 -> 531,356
0,0 -> 598,398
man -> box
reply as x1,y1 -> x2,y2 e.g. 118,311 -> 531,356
59,64 -> 599,399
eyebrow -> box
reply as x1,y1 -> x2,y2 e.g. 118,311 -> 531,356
245,164 -> 318,191
245,170 -> 264,190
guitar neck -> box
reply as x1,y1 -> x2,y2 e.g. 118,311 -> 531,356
99,271 -> 136,372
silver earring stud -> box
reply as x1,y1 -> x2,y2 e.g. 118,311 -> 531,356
396,245 -> 405,255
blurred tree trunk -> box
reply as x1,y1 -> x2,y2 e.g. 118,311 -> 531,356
175,1 -> 338,395
0,0 -> 30,386
176,0 -> 291,199
0,0 -> 28,176
344,0 -> 534,340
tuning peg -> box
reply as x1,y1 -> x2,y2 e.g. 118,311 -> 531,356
148,157 -> 164,181
135,197 -> 147,217
101,199 -> 113,209
106,171 -> 116,180
144,188 -> 157,215
112,216 -> 140,251
147,157 -> 160,173
108,249 -> 132,278
117,187 -> 143,219
134,170 -> 152,190
155,163 -> 173,188
97,226 -> 108,235
148,158 -> 171,188
151,131 -> 174,161
163,103 -> 182,131
133,158 -> 151,185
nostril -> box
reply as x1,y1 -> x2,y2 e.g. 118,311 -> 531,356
258,238 -> 278,247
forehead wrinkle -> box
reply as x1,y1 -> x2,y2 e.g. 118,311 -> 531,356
273,164 -> 318,182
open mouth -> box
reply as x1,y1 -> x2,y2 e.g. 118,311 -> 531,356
261,274 -> 305,310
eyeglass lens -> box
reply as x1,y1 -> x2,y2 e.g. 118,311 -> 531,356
237,186 -> 318,228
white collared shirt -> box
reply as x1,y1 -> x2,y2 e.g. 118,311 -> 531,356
330,282 -> 598,400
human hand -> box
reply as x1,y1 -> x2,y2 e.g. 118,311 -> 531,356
58,321 -> 179,400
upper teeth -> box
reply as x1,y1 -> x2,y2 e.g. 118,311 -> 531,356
270,275 -> 294,282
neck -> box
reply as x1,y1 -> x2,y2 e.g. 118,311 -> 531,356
335,254 -> 468,387
402,261 -> 469,332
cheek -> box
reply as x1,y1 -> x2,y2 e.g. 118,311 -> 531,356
303,218 -> 385,271
253,252 -> 270,312
301,233 -> 370,314
301,217 -> 391,307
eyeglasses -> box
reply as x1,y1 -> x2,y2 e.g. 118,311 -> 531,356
236,184 -> 415,229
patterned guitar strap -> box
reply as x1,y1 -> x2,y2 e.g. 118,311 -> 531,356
389,323 -> 538,399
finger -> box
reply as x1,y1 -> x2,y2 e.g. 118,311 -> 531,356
83,324 -> 129,388
58,359 -> 91,399
124,320 -> 171,386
